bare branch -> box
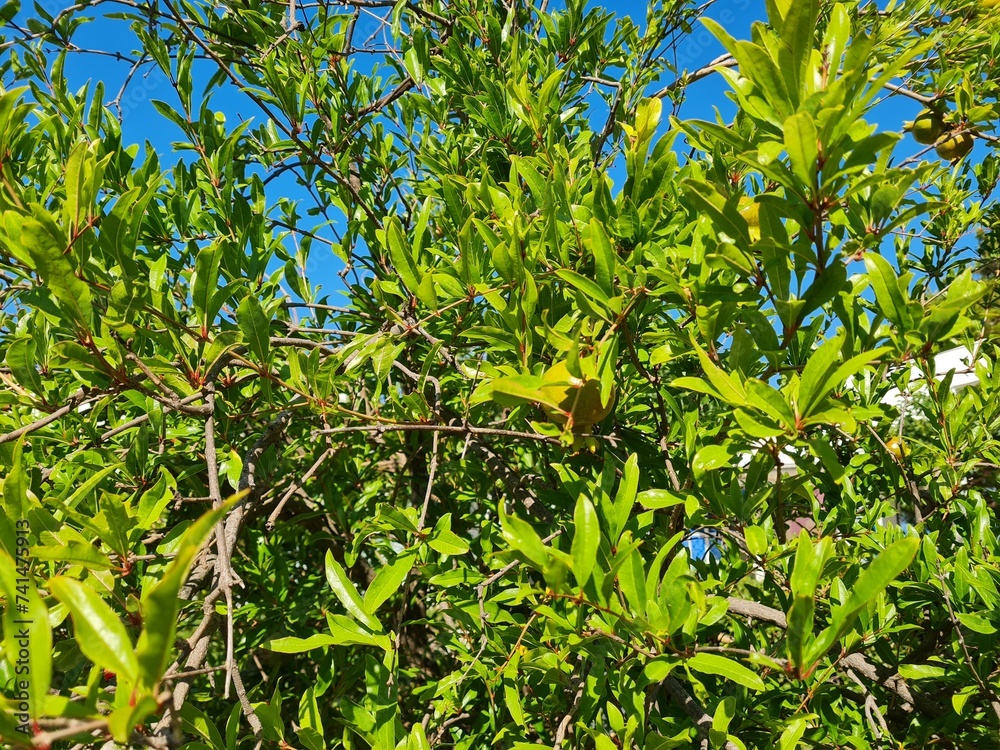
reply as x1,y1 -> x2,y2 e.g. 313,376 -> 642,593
845,668 -> 889,740
0,389 -> 88,445
725,596 -> 945,717
31,693 -> 170,748
936,568 -> 1000,723
662,676 -> 740,750
318,420 -> 561,443
552,667 -> 585,749
653,54 -> 737,98
265,446 -> 337,530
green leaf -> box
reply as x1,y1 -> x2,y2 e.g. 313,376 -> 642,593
571,494 -> 599,587
415,272 -> 438,310
834,536 -> 918,627
671,375 -> 723,399
327,615 -> 391,650
643,657 -> 678,683
897,663 -> 947,680
5,337 -> 45,395
33,540 -> 114,569
106,695 -> 159,743
50,576 -> 139,683
325,551 -> 382,632
745,380 -> 796,430
237,293 -> 271,362
298,685 -> 324,741
135,497 -> 237,688
503,653 -> 526,727
808,437 -> 845,482
408,722 -> 431,750
634,97 -> 662,144
363,554 -> 413,614
728,37 -> 792,120
554,268 -> 613,312
637,489 -> 686,510
783,112 -> 818,190
192,243 -> 223,334
589,219 -> 616,297
611,453 -> 639,542
64,464 -> 121,512
797,334 -> 889,419
428,530 -> 470,556
63,139 -> 92,231
692,444 -> 734,479
500,508 -> 549,569
779,0 -> 819,99
691,342 -> 747,406
744,525 -> 767,556
403,46 -> 424,85
366,653 -> 399,750
761,241 -> 791,303
864,254 -> 911,330
137,471 -> 177,531
385,216 -> 422,296
956,613 -> 996,635
1,441 -> 28,559
779,717 -> 808,750
681,179 -> 751,247
686,652 -> 765,691
786,596 -> 815,670
179,704 -> 226,750
800,260 -> 847,321
807,536 -> 919,664
5,213 -> 93,334
795,335 -> 842,418
618,546 -> 647,618
712,696 -> 736,734
789,534 -> 832,598
151,99 -> 192,135
952,689 -> 974,716
0,548 -> 52,717
267,634 -> 340,653
489,374 -> 562,409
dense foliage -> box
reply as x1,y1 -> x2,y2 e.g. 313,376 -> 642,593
3,0 -> 1000,748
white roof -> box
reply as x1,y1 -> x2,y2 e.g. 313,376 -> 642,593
881,345 -> 980,408
737,345 -> 982,473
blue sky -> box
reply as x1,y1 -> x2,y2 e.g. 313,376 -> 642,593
60,0 -> 768,150
10,0 -> 946,303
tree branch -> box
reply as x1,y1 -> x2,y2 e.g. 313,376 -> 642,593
662,676 -> 740,750
0,389 -> 88,445
725,596 -> 945,717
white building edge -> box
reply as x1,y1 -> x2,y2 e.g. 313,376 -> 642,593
686,344 -> 983,561
879,344 -> 981,409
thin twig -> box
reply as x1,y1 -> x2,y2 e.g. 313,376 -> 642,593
476,531 -> 563,626
418,428 -> 440,529
936,568 -> 1000,723
662,676 -> 740,750
31,719 -> 108,746
725,596 -> 944,717
202,383 -> 239,703
845,668 -> 888,740
263,20 -> 302,56
31,693 -> 170,747
265,446 -> 336,529
880,81 -> 941,105
317,421 -> 561,443
0,389 -> 88,445
552,668 -> 585,749
653,54 -> 737,98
